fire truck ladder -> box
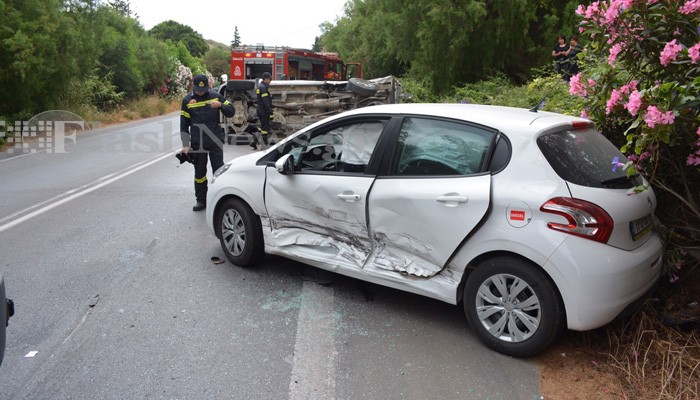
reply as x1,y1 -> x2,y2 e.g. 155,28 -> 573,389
274,47 -> 284,80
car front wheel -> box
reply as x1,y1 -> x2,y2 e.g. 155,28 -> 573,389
218,198 -> 264,267
464,256 -> 564,357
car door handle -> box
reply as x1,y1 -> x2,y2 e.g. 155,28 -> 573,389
436,194 -> 468,204
337,192 -> 361,202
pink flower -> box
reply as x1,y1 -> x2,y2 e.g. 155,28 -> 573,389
576,4 -> 586,15
626,90 -> 642,116
688,154 -> 700,166
585,2 -> 601,19
689,43 -> 700,63
605,2 -> 622,25
609,43 -> 623,65
689,133 -> 700,165
643,106 -> 675,128
619,81 -> 638,95
606,89 -> 623,114
581,109 -> 589,119
679,0 -> 700,14
660,39 -> 683,66
659,111 -> 675,125
569,73 -> 589,97
644,106 -> 662,128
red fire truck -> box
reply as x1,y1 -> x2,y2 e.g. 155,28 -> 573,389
229,46 -> 362,81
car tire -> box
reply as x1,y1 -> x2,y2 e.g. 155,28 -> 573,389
218,198 -> 264,267
347,78 -> 378,97
464,256 -> 564,357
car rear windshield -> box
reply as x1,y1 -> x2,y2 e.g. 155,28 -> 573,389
537,128 -> 641,189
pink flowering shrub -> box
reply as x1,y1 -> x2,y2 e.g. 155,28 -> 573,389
575,0 -> 700,277
660,39 -> 683,66
679,0 -> 700,14
689,43 -> 700,63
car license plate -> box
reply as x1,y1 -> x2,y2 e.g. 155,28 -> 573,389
630,214 -> 653,241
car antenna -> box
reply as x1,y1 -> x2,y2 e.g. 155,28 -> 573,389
529,88 -> 555,113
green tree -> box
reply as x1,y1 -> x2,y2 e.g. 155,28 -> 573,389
0,0 -> 103,119
149,20 -> 208,57
107,0 -> 136,18
136,34 -> 178,95
172,41 -> 205,74
312,36 -> 322,52
97,7 -> 146,99
203,46 -> 231,79
231,26 -> 241,48
320,0 -> 582,93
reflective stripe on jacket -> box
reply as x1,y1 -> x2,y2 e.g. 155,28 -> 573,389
180,90 -> 234,147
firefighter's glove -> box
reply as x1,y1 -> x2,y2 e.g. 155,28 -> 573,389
175,151 -> 194,164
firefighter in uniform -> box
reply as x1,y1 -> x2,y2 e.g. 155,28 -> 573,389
250,72 -> 274,150
180,74 -> 235,211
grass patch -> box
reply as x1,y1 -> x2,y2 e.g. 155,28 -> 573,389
98,96 -> 180,125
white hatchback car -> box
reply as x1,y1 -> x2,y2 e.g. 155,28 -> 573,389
206,103 -> 663,357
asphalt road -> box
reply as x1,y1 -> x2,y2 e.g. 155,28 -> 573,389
0,113 -> 543,399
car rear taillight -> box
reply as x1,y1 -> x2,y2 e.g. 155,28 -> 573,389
540,197 -> 613,243
571,121 -> 591,129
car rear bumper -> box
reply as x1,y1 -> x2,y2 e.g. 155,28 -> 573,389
544,232 -> 664,331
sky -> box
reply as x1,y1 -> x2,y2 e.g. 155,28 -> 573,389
127,0 -> 349,49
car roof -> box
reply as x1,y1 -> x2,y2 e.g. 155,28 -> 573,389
339,103 -> 587,136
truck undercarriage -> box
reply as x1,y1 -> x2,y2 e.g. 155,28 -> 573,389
219,76 -> 402,144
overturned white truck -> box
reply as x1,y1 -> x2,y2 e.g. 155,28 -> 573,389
218,76 -> 402,144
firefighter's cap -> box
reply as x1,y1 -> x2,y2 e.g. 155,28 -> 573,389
193,74 -> 209,92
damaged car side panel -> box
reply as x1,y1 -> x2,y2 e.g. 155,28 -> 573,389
263,170 -> 374,270
367,175 -> 492,278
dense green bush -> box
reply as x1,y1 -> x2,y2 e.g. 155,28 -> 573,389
0,1 -> 200,122
402,71 -> 585,117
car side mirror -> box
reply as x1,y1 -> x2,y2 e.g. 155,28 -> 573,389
275,154 -> 295,175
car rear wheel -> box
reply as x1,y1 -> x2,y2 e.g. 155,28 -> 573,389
464,256 -> 564,357
218,198 -> 264,267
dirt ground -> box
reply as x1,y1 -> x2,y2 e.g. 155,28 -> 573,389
537,271 -> 700,400
537,336 -> 628,400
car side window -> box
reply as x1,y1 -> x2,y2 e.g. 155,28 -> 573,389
392,118 -> 493,176
295,121 -> 385,173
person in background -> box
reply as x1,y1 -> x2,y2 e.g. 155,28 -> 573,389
551,35 -> 570,79
250,72 -> 274,150
180,74 -> 235,211
564,36 -> 583,81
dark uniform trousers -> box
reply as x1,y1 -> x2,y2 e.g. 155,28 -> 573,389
191,140 -> 223,202
252,81 -> 273,147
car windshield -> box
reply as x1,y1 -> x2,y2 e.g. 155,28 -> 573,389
537,128 -> 641,189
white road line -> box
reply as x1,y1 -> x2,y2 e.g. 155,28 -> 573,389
0,152 -> 174,233
289,281 -> 337,400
